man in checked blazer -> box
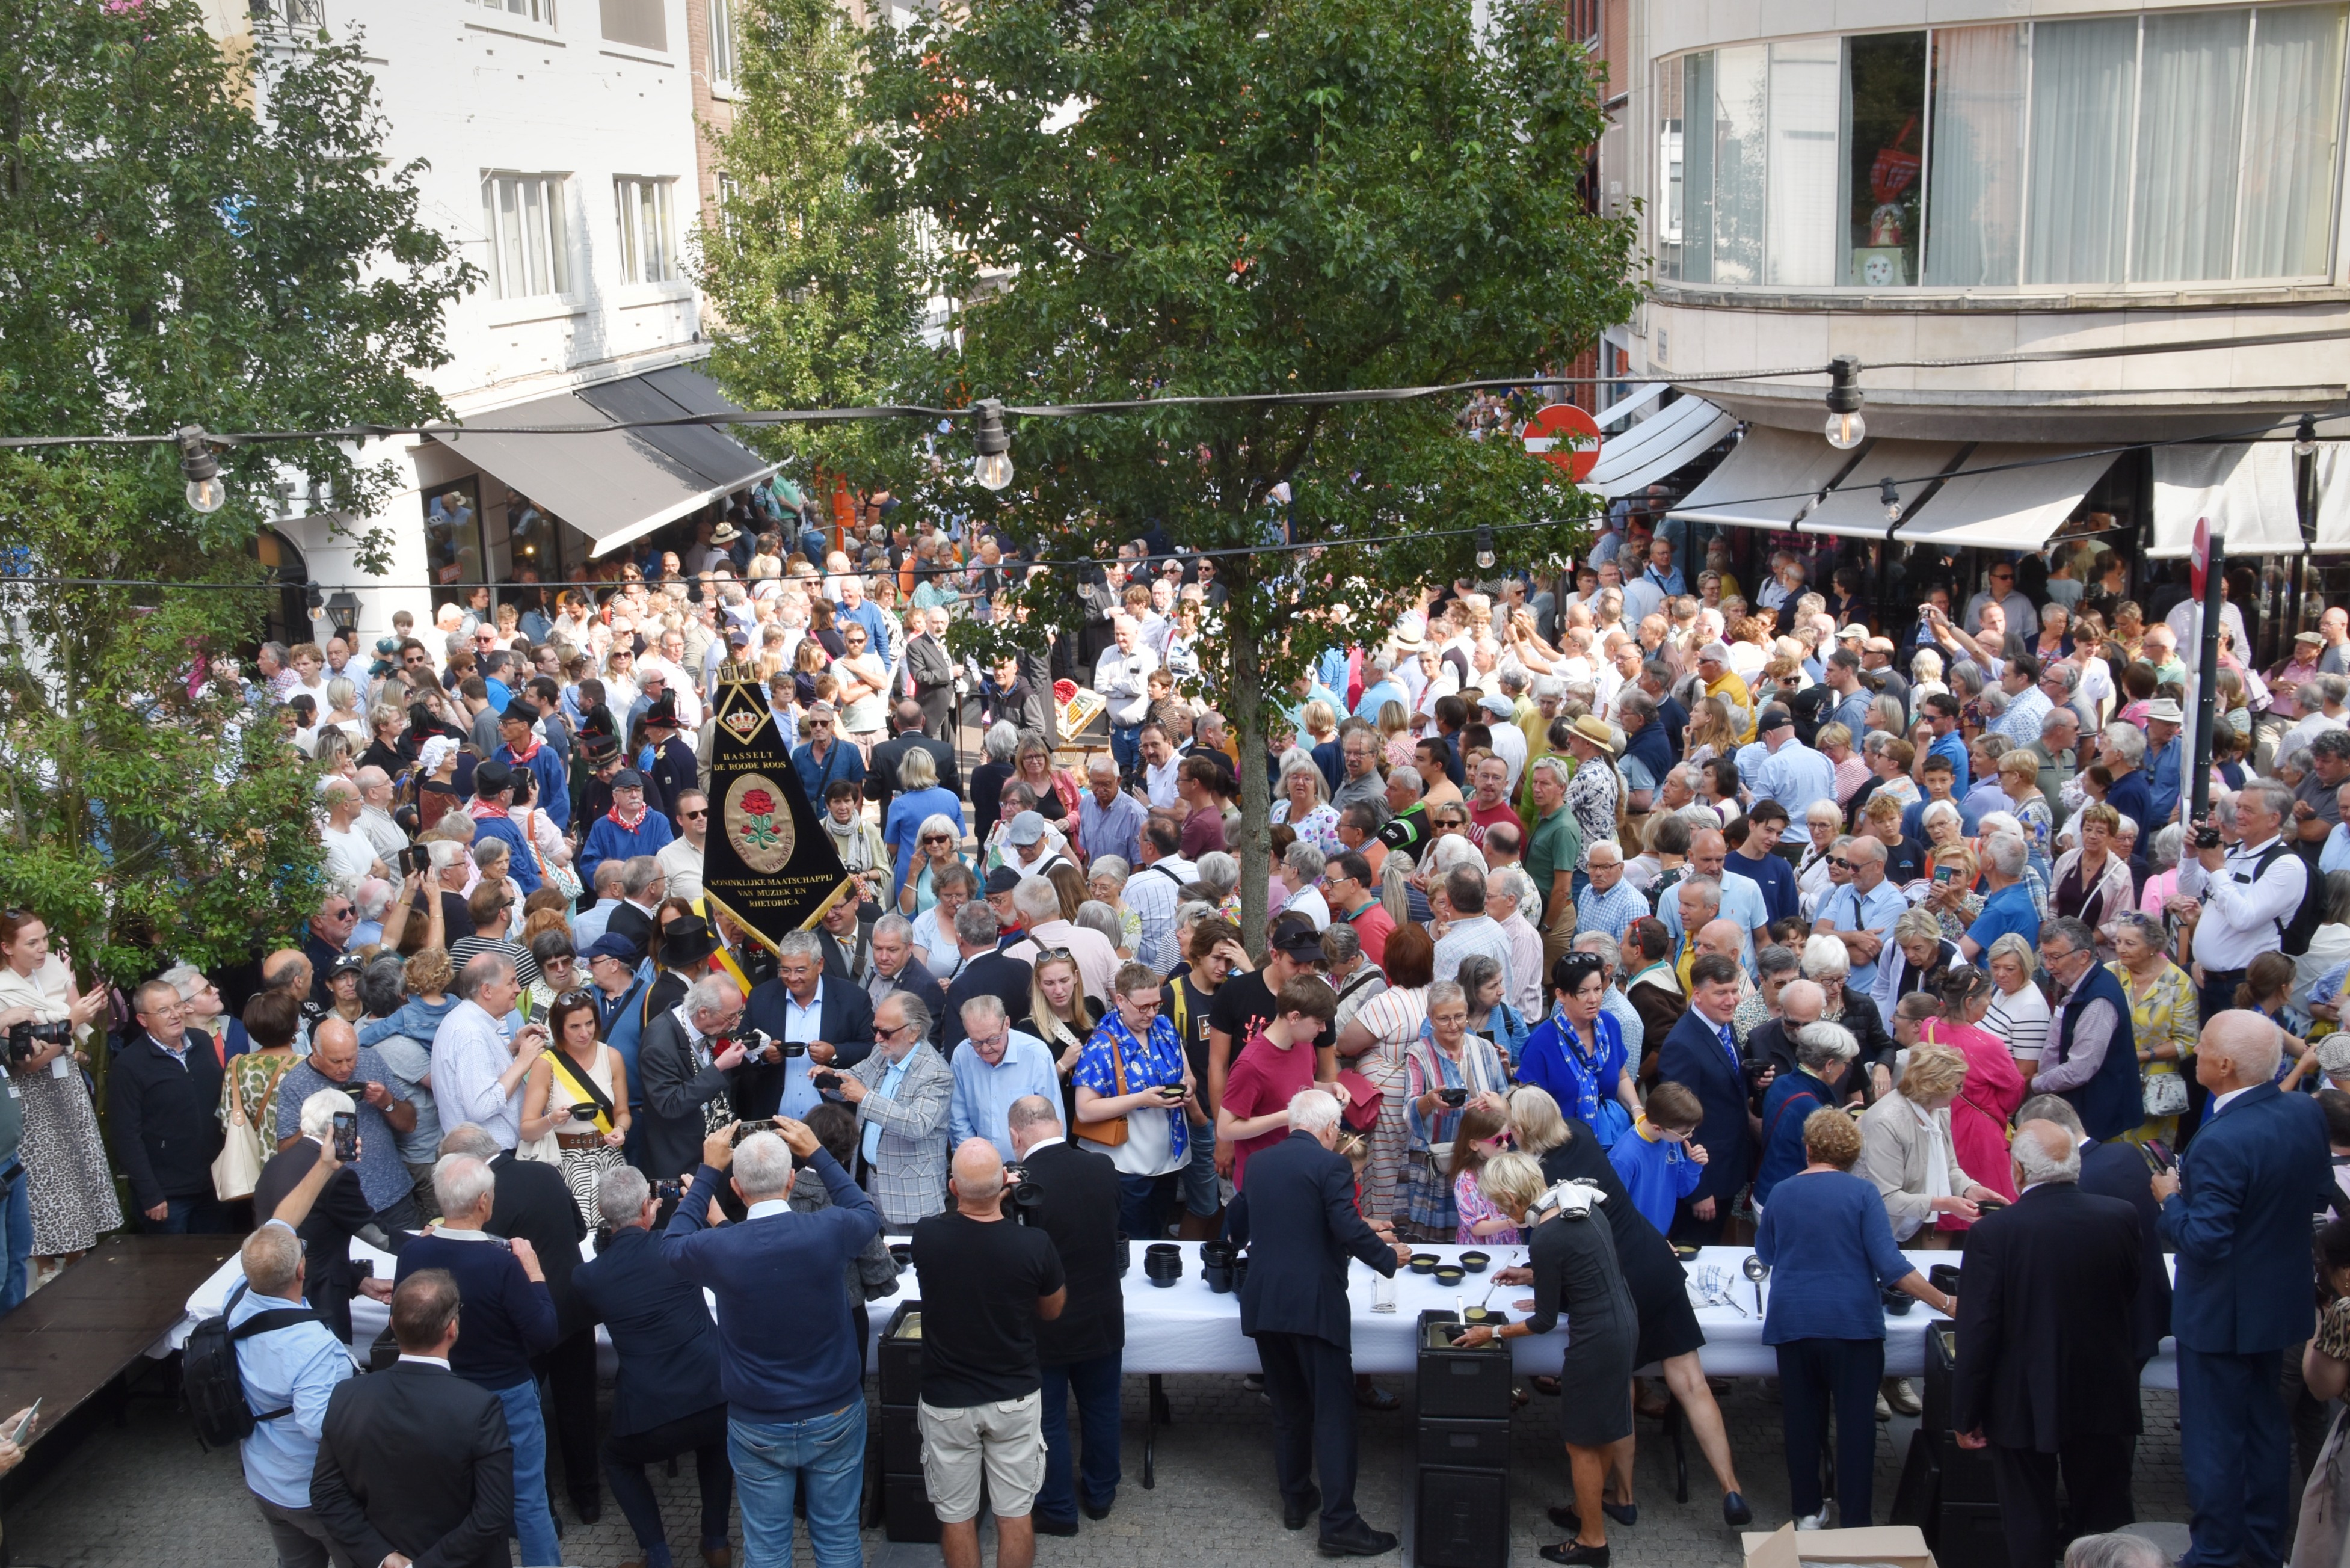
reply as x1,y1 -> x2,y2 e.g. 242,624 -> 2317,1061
829,989 -> 953,1225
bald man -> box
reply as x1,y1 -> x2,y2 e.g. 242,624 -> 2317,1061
911,1139 -> 1068,1568
2153,1012 -> 2331,1568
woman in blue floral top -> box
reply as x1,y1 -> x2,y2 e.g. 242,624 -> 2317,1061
1071,961 -> 1201,1240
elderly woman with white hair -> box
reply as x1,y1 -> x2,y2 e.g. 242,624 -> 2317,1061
1398,979 -> 1512,1241
1803,935 -> 1896,1090
1270,755 -> 1343,858
1794,807 -> 1846,918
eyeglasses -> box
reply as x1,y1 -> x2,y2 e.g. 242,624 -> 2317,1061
679,809 -> 707,820
1827,858 -> 1851,869
921,834 -> 952,844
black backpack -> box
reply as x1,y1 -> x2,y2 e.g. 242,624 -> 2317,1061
184,1282 -> 319,1451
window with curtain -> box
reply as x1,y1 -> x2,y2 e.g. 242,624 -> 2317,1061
2239,5 -> 2348,278
2025,18 -> 2138,284
481,173 -> 571,300
1767,39 -> 1842,286
1923,24 -> 2026,286
2132,11 -> 2248,283
615,176 -> 676,283
708,0 -> 737,87
1846,32 -> 1927,287
1679,51 -> 1715,283
1712,46 -> 1767,286
1657,62 -> 1685,280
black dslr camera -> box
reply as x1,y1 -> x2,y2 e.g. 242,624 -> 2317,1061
5,1019 -> 71,1065
1001,1163 -> 1045,1224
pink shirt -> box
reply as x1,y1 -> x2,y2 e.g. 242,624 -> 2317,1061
1919,1019 -> 2026,1220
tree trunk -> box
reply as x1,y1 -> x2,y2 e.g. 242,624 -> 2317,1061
1227,601 -> 1272,962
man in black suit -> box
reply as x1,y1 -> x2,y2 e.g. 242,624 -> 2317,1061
941,902 -> 1033,1041
869,699 -> 961,817
1655,954 -> 1754,1244
573,1165 -> 733,1568
2017,1094 -> 2172,1367
112,979 -> 229,1233
1009,1095 -> 1127,1535
441,1122 -> 601,1525
1226,1087 -> 1411,1556
744,932 -> 875,1122
637,974 -> 756,1180
814,897 -> 877,984
866,914 -> 947,1025
605,855 -> 669,961
310,1268 -> 515,1568
1954,1119 -> 2145,1568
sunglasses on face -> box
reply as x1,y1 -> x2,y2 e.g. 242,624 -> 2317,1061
922,833 -> 952,844
679,809 -> 708,821
807,718 -> 834,728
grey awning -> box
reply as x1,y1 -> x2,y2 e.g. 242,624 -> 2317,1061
1579,395 -> 1736,499
1800,441 -> 1970,541
2147,443 -> 2304,558
1666,425 -> 1857,531
1893,445 -> 2119,554
431,364 -> 778,558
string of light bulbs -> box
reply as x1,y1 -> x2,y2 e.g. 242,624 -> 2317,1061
7,319 -> 2347,515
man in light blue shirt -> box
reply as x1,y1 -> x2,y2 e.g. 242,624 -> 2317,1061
946,995 -> 1062,1161
1813,835 -> 1910,997
1078,756 -> 1148,870
1749,709 -> 1838,820
230,1216 -> 358,1566
2322,782 -> 2350,874
1640,536 -> 1687,599
1922,693 -> 1970,792
1352,657 -> 1409,723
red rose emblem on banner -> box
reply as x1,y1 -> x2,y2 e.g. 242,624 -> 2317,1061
727,775 -> 795,870
741,789 -> 775,817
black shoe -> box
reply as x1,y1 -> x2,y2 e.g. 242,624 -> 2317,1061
1540,1542 -> 1611,1567
1035,1514 -> 1081,1537
572,1496 -> 601,1526
1082,1499 -> 1113,1522
1355,1382 -> 1400,1412
1723,1492 -> 1753,1527
1284,1486 -> 1323,1531
1547,1506 -> 1583,1533
1602,1501 -> 1638,1527
1320,1521 -> 1400,1557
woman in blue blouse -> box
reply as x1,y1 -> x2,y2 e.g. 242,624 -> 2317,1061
1753,1021 -> 1856,1210
882,746 -> 965,905
1756,1106 -> 1953,1528
1515,955 -> 1641,1148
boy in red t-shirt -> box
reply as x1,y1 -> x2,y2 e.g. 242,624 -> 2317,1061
1214,977 -> 1340,1190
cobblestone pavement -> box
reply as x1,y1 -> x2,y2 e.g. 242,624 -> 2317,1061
4,1370 -> 2190,1567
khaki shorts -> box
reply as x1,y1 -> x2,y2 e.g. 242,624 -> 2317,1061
918,1391 -> 1046,1523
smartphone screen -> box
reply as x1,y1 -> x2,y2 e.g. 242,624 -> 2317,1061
9,1400 -> 37,1446
332,1111 -> 358,1163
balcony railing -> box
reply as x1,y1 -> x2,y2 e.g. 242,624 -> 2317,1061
250,0 -> 326,29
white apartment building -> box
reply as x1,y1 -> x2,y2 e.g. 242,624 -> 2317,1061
1582,0 -> 2350,650
206,0 -> 772,647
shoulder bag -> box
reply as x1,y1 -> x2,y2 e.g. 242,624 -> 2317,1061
1075,1027 -> 1131,1148
211,1072 -> 260,1202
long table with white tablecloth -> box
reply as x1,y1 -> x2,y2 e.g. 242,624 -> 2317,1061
164,1238 -> 2179,1386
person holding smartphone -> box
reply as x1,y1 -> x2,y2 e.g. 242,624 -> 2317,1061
1072,963 -> 1200,1241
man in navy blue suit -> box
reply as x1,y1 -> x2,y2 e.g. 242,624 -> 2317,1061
1227,1087 -> 1412,1557
1658,953 -> 1754,1244
2153,1010 -> 2332,1568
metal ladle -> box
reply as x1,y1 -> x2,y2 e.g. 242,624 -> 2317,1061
1742,1253 -> 1769,1318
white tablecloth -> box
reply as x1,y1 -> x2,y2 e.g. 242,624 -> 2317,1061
174,1238 -> 2180,1385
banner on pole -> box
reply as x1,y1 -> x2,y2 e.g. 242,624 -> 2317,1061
701,665 -> 857,950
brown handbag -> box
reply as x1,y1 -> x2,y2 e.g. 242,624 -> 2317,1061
1076,1025 -> 1131,1148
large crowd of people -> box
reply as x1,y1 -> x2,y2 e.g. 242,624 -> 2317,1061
14,478 -> 2350,1568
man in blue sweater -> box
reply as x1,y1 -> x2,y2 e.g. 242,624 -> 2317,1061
395,1152 -> 561,1566
494,704 -> 570,835
466,761 -> 543,898
580,770 -> 675,888
664,1118 -> 882,1568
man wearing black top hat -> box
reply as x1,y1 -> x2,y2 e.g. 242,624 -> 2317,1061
646,915 -> 724,1022
640,696 -> 700,823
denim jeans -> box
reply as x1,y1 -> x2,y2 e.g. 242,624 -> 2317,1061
1115,1171 -> 1173,1242
0,1170 -> 32,1312
493,1378 -> 562,1567
1110,724 -> 1142,773
729,1403 -> 867,1568
1178,1122 -> 1220,1217
1037,1351 -> 1123,1523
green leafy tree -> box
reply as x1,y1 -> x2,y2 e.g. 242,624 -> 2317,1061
0,0 -> 473,982
858,0 -> 1640,943
696,0 -> 928,491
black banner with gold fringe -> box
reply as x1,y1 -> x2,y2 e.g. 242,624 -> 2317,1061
700,663 -> 858,951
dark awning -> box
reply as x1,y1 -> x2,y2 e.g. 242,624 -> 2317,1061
430,364 -> 778,558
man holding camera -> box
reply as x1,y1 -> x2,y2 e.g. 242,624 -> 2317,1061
1006,1095 -> 1126,1536
912,1138 -> 1068,1568
637,976 -> 756,1181
744,930 -> 875,1122
2171,778 -> 2309,1032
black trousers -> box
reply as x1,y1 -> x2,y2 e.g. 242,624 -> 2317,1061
604,1403 -> 734,1553
1990,1436 -> 2135,1568
537,1324 -> 601,1506
1776,1338 -> 1886,1527
1255,1330 -> 1362,1535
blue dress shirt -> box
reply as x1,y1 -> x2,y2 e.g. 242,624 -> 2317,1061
230,1261 -> 355,1508
947,1031 -> 1062,1161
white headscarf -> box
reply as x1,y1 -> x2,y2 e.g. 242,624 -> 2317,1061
419,735 -> 458,775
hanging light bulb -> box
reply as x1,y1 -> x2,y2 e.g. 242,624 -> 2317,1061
1823,355 -> 1866,451
970,399 -> 1014,491
2296,414 -> 2320,459
1475,524 -> 1496,571
1879,476 -> 1902,523
176,425 -> 227,513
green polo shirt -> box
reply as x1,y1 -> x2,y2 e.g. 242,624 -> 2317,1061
1525,804 -> 1578,907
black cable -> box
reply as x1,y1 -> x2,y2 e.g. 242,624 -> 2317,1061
4,324 -> 2348,450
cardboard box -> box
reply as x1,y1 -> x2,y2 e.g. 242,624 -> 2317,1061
1744,1523 -> 1937,1568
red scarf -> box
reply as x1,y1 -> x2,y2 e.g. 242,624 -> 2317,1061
506,739 -> 541,765
473,800 -> 511,821
607,802 -> 647,831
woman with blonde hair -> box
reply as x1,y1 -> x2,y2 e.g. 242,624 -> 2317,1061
1857,1044 -> 1996,1247
1023,951 -> 1103,1119
1683,697 -> 1738,769
1378,699 -> 1416,772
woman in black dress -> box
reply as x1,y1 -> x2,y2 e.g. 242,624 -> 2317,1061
1455,1151 -> 1637,1566
1506,1086 -> 1751,1526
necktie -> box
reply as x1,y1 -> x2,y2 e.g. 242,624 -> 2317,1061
862,1057 -> 908,1164
1717,1022 -> 1741,1077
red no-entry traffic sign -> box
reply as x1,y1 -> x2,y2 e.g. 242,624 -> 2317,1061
1521,404 -> 1603,481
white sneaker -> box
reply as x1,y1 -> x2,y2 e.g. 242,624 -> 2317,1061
1796,1514 -> 1828,1532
